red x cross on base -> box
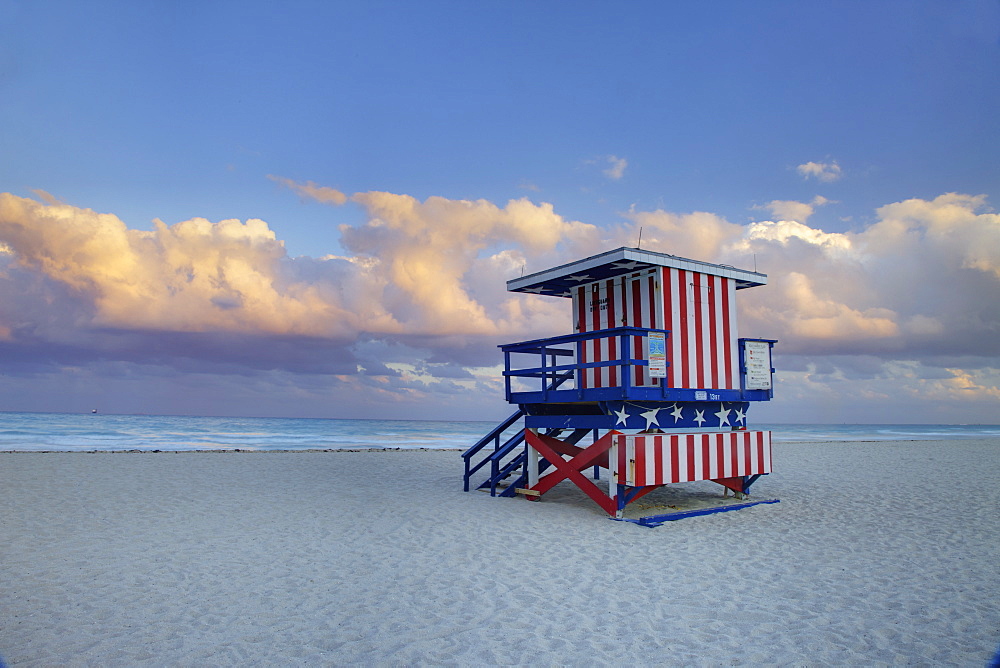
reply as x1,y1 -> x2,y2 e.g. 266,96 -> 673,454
524,429 -> 622,516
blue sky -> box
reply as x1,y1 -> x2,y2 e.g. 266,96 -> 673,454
1,0 -> 998,423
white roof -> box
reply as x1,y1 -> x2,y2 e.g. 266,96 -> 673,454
507,247 -> 767,296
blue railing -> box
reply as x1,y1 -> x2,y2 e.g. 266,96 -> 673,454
500,327 -> 670,404
461,368 -> 578,492
461,408 -> 525,492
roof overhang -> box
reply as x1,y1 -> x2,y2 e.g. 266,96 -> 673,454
507,247 -> 767,297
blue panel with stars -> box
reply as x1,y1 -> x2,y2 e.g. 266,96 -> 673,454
601,401 -> 750,431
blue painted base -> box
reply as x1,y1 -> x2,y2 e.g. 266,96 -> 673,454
611,498 -> 780,527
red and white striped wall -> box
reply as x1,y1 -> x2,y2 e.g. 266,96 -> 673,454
663,267 -> 739,391
622,270 -> 658,388
613,430 -> 772,487
573,267 -> 740,390
575,277 -> 617,388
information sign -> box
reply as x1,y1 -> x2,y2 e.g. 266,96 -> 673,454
743,340 -> 772,390
647,332 -> 666,378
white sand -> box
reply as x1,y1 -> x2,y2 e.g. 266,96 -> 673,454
2,439 -> 998,666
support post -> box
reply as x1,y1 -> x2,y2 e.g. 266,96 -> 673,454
526,431 -> 540,488
609,439 -> 622,518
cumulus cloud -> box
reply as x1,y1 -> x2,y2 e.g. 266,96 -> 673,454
1,185 -> 998,420
268,174 -> 348,205
797,160 -> 842,182
0,187 -> 602,374
603,155 -> 628,180
732,193 -> 1000,361
582,192 -> 1000,417
616,209 -> 744,260
744,218 -> 852,252
0,193 -> 354,337
339,190 -> 603,338
775,271 -> 899,340
759,195 -> 832,223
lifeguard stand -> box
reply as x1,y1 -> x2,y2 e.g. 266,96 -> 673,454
463,247 -> 777,523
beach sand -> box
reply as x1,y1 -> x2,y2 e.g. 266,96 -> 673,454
2,439 -> 998,666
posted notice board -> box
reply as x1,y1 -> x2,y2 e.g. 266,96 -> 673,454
647,331 -> 667,378
743,340 -> 772,390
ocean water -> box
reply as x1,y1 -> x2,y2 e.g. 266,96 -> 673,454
0,412 -> 998,452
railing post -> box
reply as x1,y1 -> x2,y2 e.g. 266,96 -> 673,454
504,350 -> 512,401
541,346 -> 548,401
575,338 -> 582,397
620,331 -> 631,396
490,432 -> 500,485
661,329 -> 670,399
592,428 -> 602,480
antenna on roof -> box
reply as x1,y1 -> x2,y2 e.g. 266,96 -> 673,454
754,253 -> 757,273
521,264 -> 525,277
637,226 -> 643,249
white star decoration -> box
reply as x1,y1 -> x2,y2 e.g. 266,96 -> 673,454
733,406 -> 746,425
522,286 -> 547,294
715,403 -> 731,427
611,261 -> 640,271
640,407 -> 662,429
614,405 -> 630,426
567,274 -> 593,283
604,402 -> 746,430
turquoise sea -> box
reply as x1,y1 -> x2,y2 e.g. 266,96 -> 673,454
1,412 -> 998,452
